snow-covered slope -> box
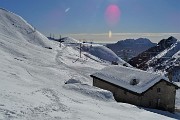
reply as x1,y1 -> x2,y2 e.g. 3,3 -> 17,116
148,40 -> 179,62
0,8 -> 180,120
146,40 -> 180,82
60,37 -> 128,65
0,8 -> 51,48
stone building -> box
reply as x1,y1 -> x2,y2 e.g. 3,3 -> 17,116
90,66 -> 179,113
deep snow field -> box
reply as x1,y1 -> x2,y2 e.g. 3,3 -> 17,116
0,8 -> 180,120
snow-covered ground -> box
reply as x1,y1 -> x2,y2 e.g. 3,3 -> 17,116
0,8 -> 180,120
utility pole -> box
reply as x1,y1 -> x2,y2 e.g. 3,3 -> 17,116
90,39 -> 93,49
80,43 -> 82,58
59,35 -> 64,48
59,35 -> 62,47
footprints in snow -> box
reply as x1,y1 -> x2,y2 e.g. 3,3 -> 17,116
30,88 -> 70,114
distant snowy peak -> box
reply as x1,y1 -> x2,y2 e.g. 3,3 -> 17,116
153,40 -> 180,60
128,36 -> 179,69
128,36 -> 179,82
106,38 -> 156,61
0,8 -> 50,47
147,40 -> 180,68
146,41 -> 180,82
157,36 -> 177,48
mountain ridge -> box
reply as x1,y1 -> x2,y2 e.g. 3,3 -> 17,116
106,38 -> 156,61
128,36 -> 180,82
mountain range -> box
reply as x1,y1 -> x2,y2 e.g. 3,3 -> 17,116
128,36 -> 180,82
106,38 -> 156,61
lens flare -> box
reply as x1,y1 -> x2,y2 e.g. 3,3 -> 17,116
109,30 -> 112,38
105,4 -> 121,27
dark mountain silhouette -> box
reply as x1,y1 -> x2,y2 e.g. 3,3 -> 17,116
106,38 -> 156,61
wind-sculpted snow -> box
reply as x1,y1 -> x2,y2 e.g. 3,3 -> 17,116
64,82 -> 115,102
65,78 -> 82,84
0,8 -> 50,48
88,44 -> 126,64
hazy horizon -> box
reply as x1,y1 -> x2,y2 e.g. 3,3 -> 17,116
57,33 -> 180,43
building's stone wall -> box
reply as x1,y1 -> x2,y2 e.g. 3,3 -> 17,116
141,81 -> 176,112
93,78 -> 176,112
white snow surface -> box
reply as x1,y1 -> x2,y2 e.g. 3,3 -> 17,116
0,8 -> 51,48
62,37 -> 128,65
88,44 -> 127,64
91,65 -> 175,94
0,8 -> 180,120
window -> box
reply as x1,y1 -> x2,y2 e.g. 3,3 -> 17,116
157,88 -> 161,93
124,91 -> 127,95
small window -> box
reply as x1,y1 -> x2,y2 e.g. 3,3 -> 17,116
157,88 -> 161,93
124,91 -> 127,95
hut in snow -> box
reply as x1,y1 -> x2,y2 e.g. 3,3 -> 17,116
90,66 -> 179,112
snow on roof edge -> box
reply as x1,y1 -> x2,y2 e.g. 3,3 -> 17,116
91,66 -> 179,94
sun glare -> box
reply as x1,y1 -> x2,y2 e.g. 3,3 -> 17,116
105,4 -> 121,27
109,30 -> 112,38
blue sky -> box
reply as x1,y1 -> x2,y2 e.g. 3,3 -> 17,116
1,0 -> 180,36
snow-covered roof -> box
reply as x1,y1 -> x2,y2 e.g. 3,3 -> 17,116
91,65 -> 178,94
